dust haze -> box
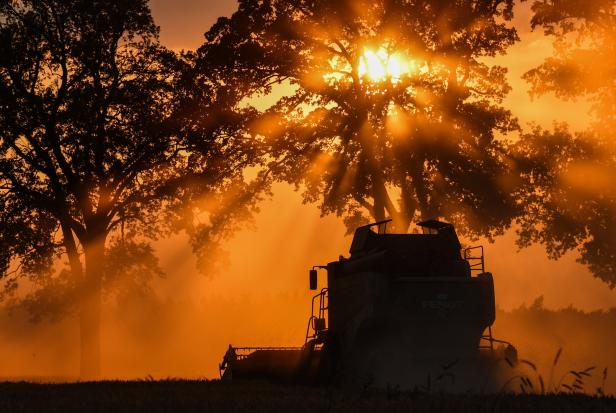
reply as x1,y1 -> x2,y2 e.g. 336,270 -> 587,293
0,184 -> 614,394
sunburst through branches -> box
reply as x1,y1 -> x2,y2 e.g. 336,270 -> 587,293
357,47 -> 414,83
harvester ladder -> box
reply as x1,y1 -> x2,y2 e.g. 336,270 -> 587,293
465,245 -> 494,352
463,245 -> 485,274
305,288 -> 328,345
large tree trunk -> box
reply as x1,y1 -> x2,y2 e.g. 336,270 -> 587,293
371,173 -> 410,232
372,180 -> 387,222
358,118 -> 388,223
357,116 -> 409,231
80,232 -> 106,380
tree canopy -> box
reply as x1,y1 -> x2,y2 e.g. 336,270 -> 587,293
0,0 -> 264,377
513,0 -> 616,288
200,0 -> 522,237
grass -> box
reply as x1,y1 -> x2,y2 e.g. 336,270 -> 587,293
497,347 -> 610,397
0,380 -> 613,413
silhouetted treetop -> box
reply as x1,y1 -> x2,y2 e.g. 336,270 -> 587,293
200,0 -> 521,237
516,0 -> 616,288
0,0 -> 266,377
523,0 -> 616,127
513,125 -> 616,288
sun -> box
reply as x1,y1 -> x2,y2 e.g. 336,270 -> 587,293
322,44 -> 416,87
358,47 -> 411,83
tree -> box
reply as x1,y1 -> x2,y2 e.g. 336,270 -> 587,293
513,0 -> 616,287
200,0 -> 521,237
0,0 -> 263,378
523,0 -> 615,131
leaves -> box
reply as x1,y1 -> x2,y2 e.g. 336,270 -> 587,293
0,1 -> 266,316
519,1 -> 616,287
199,0 -> 521,236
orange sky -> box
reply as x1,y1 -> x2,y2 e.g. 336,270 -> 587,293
147,0 -> 615,317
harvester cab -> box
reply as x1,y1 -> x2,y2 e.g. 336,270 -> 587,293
219,220 -> 516,388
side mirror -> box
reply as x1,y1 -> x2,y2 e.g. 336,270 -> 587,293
309,269 -> 318,290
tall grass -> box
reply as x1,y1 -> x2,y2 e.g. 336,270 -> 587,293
499,347 -> 610,397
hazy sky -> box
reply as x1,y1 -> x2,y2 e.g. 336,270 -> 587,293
147,1 -> 615,312
149,0 -> 238,50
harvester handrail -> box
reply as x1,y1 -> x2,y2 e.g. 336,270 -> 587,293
305,288 -> 328,344
479,324 -> 514,353
480,336 -> 514,348
464,245 -> 485,274
360,219 -> 392,234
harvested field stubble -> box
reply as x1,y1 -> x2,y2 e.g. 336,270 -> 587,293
0,380 -> 614,413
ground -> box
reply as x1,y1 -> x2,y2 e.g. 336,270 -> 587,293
0,380 -> 613,412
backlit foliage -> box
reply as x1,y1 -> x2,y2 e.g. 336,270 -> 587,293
201,0 -> 521,236
515,0 -> 616,287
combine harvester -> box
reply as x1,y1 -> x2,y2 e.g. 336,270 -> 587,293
219,220 -> 518,390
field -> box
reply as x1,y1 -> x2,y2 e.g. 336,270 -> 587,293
0,380 -> 614,413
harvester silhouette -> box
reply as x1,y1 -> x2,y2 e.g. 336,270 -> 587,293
219,220 -> 517,388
